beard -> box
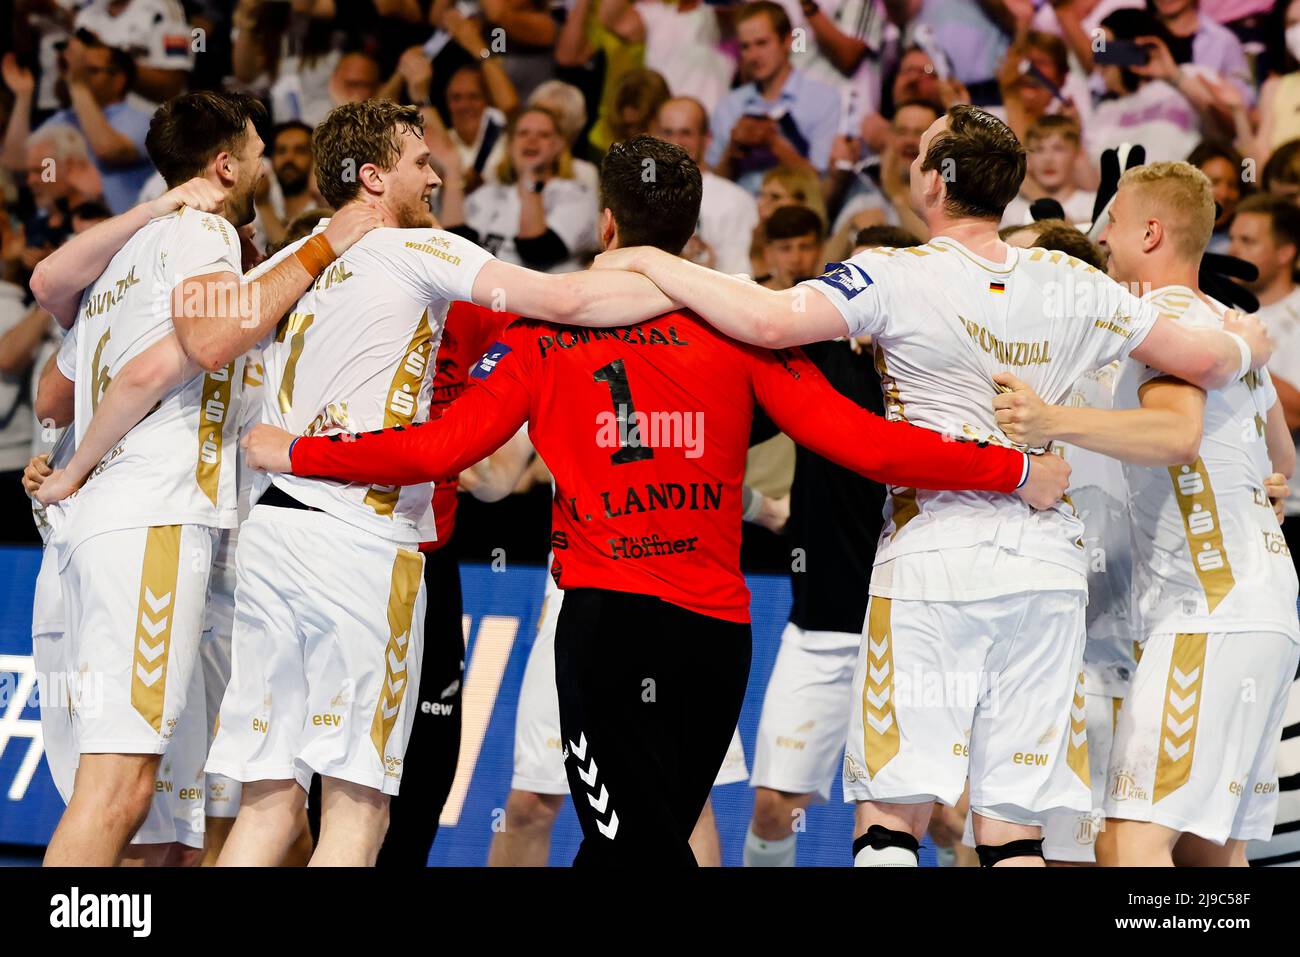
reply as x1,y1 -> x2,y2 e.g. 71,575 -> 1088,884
277,165 -> 309,198
228,180 -> 258,228
393,192 -> 435,229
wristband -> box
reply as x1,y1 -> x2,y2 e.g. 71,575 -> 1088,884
1016,452 -> 1030,490
294,233 -> 336,279
1224,330 -> 1252,381
288,437 -> 299,470
741,485 -> 766,522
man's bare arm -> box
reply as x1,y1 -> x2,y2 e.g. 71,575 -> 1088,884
1129,311 -> 1271,392
38,334 -> 195,504
1265,399 -> 1295,480
31,178 -> 226,329
172,204 -> 380,371
587,246 -> 850,346
34,352 -> 75,428
470,259 -> 680,327
1270,372 -> 1300,431
459,428 -> 535,502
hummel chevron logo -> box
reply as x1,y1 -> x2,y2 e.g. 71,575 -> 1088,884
1167,689 -> 1197,713
139,614 -> 167,639
866,712 -> 894,734
577,756 -> 599,788
868,635 -> 889,659
137,637 -> 166,663
1165,713 -> 1194,738
143,588 -> 172,614
387,675 -> 405,696
569,733 -> 588,761
588,784 -> 610,814
1170,665 -> 1200,690
388,650 -> 406,674
1071,728 -> 1087,748
382,699 -> 400,720
596,810 -> 620,839
865,686 -> 889,710
136,663 -> 163,687
1163,738 -> 1190,761
868,661 -> 890,685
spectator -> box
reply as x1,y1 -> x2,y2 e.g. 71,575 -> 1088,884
1149,0 -> 1254,104
555,0 -> 645,157
1255,0 -> 1300,161
3,37 -> 153,215
528,80 -> 600,195
1226,194 -> 1300,554
1085,10 -> 1203,165
1188,140 -> 1251,252
756,204 -> 825,289
750,164 -> 827,274
860,44 -> 966,154
439,64 -> 510,193
74,0 -> 196,102
15,1 -> 80,117
601,68 -> 669,151
652,96 -> 759,275
774,0 -> 889,132
447,106 -> 599,273
478,0 -> 560,100
826,98 -> 938,256
1000,217 -> 1109,269
890,0 -> 1019,105
232,0 -> 341,124
706,1 -> 840,191
597,0 -> 733,113
5,123 -> 103,269
1263,139 -> 1300,202
254,121 -> 319,251
994,32 -> 1073,143
1001,115 -> 1097,228
0,218 -> 37,544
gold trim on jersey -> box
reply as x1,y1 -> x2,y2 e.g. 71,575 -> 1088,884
196,362 -> 234,506
1067,671 -> 1089,785
1167,458 -> 1236,612
931,238 -> 1016,274
365,310 -> 434,517
131,525 -> 182,733
275,311 -> 315,413
862,597 -> 900,777
1153,632 -> 1207,803
370,549 -> 423,761
873,345 -> 919,539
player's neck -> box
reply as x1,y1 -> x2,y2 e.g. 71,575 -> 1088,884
928,216 -> 1008,264
1137,260 -> 1200,296
1255,274 -> 1296,309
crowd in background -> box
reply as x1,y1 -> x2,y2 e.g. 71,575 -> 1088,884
3,0 -> 1300,552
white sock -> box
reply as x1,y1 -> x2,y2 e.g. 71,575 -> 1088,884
743,828 -> 797,867
853,843 -> 919,867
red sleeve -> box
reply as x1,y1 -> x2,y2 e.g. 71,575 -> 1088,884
291,327 -> 533,486
750,346 -> 1026,493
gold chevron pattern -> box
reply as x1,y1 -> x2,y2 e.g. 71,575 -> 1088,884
862,597 -> 900,777
1153,633 -> 1207,803
370,550 -> 423,760
1067,671 -> 1089,784
131,525 -> 182,732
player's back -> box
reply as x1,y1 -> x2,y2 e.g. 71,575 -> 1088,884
809,238 -> 1158,588
1117,286 -> 1299,640
62,208 -> 245,551
254,223 -> 492,544
506,311 -> 760,622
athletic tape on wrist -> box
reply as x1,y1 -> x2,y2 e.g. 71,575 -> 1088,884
294,234 -> 336,279
741,485 -> 765,522
1224,330 -> 1252,382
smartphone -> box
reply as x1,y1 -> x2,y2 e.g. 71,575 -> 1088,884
1094,40 -> 1151,68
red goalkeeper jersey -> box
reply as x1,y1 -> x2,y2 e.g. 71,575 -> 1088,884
291,310 -> 1027,622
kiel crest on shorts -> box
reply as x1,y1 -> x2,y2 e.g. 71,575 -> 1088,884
470,342 -> 511,380
815,261 -> 874,299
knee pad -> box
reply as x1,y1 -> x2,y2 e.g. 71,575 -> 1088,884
852,824 -> 920,864
976,838 -> 1044,868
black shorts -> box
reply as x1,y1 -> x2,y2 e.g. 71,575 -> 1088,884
554,588 -> 751,867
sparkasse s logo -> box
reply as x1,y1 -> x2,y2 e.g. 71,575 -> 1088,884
49,887 -> 152,937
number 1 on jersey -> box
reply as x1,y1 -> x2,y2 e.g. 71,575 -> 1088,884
593,358 -> 653,465
276,311 -> 315,412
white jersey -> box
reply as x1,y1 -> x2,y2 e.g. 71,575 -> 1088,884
1058,362 -> 1137,696
253,222 -> 493,544
1255,287 -> 1300,517
57,207 -> 244,555
802,237 -> 1160,599
1117,286 -> 1299,641
212,351 -> 266,573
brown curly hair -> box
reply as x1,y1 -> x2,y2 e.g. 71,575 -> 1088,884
313,100 -> 424,209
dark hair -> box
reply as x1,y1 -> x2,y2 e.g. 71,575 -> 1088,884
599,135 -> 701,255
271,120 -> 313,147
920,105 -> 1026,220
1236,193 -> 1300,260
269,207 -> 334,255
853,225 -> 922,249
313,100 -> 423,209
70,200 -> 113,222
765,204 -> 824,242
99,43 -> 137,92
1031,221 -> 1107,270
893,98 -> 944,124
1263,139 -> 1300,193
1102,8 -> 1170,93
735,0 -> 792,38
146,91 -> 267,188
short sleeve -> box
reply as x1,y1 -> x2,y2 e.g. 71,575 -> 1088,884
56,322 -> 79,380
167,210 -> 242,284
396,229 -> 495,304
1092,287 -> 1162,371
797,250 -> 893,339
1256,367 -> 1279,411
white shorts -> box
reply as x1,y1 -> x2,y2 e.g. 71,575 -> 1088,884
200,542 -> 241,818
61,524 -> 213,755
206,505 -> 426,797
1039,692 -> 1120,862
32,546 -> 75,804
130,660 -> 206,849
750,622 -> 859,801
1103,631 -> 1300,845
844,592 -> 1091,822
511,587 -> 748,794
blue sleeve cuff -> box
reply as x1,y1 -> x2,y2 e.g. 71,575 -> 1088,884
288,437 -> 299,469
1016,452 -> 1030,489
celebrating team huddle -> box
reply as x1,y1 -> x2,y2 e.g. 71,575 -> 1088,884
20,88 -> 1297,868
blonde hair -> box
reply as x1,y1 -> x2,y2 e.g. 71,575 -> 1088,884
528,81 -> 588,147
496,106 -> 574,185
1118,161 -> 1216,261
760,165 -> 827,227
